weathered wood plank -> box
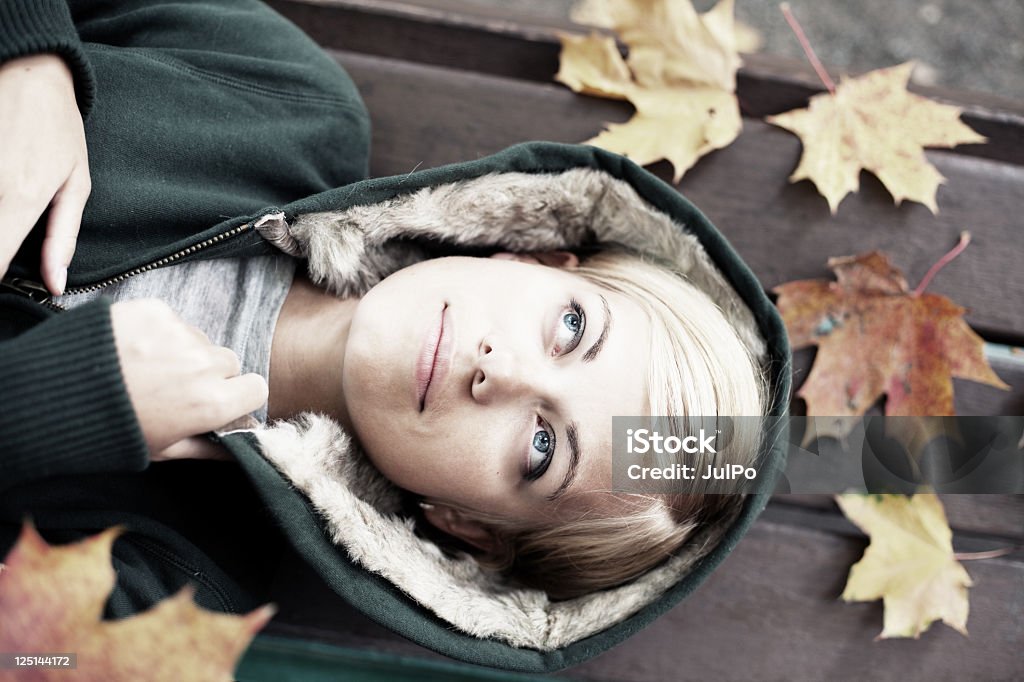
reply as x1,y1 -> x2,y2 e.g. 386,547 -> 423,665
266,0 -> 1024,164
574,513 -> 1023,682
262,512 -> 1024,680
330,50 -> 1024,343
772,494 -> 1024,543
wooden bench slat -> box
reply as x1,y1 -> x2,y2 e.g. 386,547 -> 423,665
574,514 -> 1023,681
262,512 -> 1024,680
772,494 -> 1024,543
332,50 -> 1024,343
267,0 -> 1024,165
670,121 -> 1024,342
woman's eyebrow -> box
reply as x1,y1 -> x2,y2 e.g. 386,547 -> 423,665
582,295 -> 611,363
547,422 -> 580,502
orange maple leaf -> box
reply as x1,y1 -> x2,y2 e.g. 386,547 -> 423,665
774,248 -> 1009,439
0,522 -> 274,682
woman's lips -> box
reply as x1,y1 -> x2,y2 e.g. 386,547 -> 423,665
416,304 -> 451,411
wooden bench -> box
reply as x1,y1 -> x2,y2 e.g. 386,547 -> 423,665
247,1 -> 1024,679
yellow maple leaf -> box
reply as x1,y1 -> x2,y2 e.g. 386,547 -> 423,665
834,493 -> 973,640
587,84 -> 741,178
731,18 -> 762,54
0,522 -> 274,681
555,32 -> 633,100
766,62 -> 987,214
558,0 -> 744,182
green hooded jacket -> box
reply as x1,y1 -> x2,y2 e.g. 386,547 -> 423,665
0,0 -> 790,673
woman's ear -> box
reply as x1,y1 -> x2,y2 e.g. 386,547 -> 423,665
420,503 -> 499,553
490,251 -> 579,269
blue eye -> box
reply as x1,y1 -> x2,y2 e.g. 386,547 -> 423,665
553,300 -> 586,355
526,416 -> 555,481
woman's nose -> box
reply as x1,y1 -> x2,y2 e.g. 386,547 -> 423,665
471,340 -> 535,404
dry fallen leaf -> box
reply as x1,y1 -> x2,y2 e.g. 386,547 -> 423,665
0,522 -> 274,682
766,62 -> 986,214
559,0 -> 744,181
572,0 -> 762,53
731,17 -> 762,54
835,493 -> 972,639
774,249 -> 1008,441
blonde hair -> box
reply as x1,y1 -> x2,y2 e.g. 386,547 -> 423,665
428,248 -> 768,599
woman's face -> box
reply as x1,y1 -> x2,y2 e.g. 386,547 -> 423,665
342,255 -> 651,524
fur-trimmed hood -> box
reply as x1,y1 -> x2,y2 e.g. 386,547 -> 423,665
216,142 -> 791,673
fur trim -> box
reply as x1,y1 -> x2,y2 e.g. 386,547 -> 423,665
250,167 -> 763,649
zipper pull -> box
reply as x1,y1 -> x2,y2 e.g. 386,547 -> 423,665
1,277 -> 64,310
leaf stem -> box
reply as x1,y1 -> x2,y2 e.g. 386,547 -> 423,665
954,545 -> 1021,561
913,231 -> 972,296
780,3 -> 835,94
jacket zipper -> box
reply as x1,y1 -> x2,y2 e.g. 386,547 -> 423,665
0,278 -> 66,312
0,222 -> 253,311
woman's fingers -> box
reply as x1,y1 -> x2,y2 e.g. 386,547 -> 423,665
40,163 -> 91,294
152,436 -> 234,462
111,300 -> 269,455
0,193 -> 50,281
211,345 -> 243,378
196,373 -> 268,436
220,373 -> 270,422
0,54 -> 89,290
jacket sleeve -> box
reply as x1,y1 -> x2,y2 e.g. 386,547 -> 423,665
0,297 -> 149,492
0,0 -> 95,119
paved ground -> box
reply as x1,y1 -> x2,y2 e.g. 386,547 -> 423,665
485,0 -> 1024,99
724,0 -> 1023,99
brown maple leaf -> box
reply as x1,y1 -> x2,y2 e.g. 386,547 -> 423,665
0,522 -> 274,682
766,61 -> 986,214
557,0 -> 745,182
774,247 -> 1009,440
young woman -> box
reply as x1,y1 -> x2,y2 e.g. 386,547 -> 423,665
47,243 -> 768,600
0,0 -> 790,671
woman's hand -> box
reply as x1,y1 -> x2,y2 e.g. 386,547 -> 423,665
110,299 -> 270,460
0,53 -> 91,295
151,436 -> 235,462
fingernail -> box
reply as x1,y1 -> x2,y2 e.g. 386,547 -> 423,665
56,267 -> 67,295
